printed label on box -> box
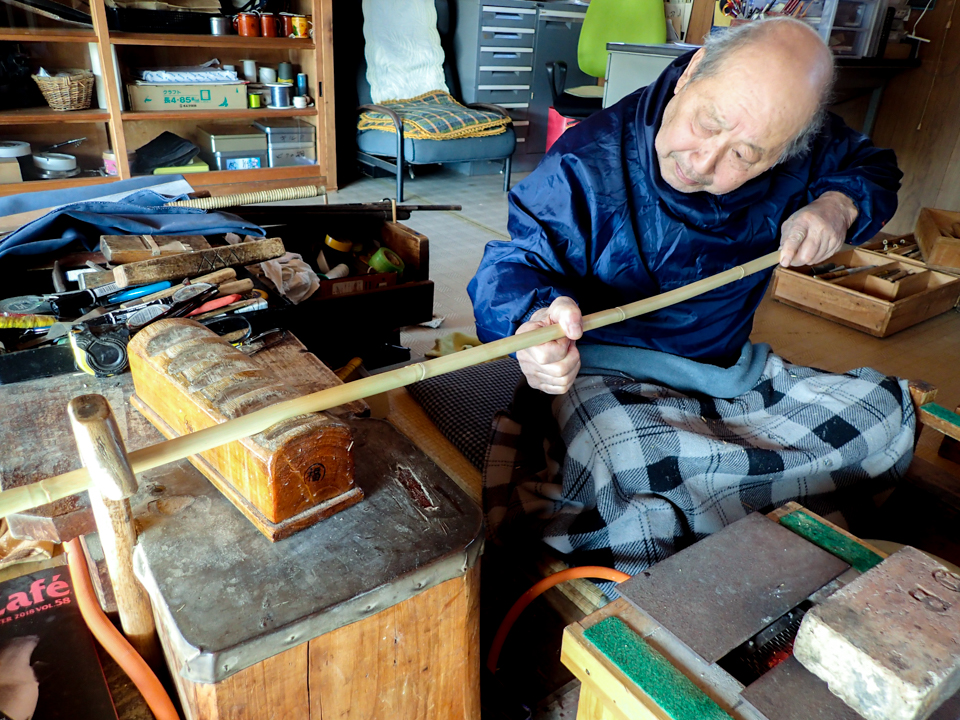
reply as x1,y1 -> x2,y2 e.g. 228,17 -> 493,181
332,280 -> 365,296
127,83 -> 247,112
224,157 -> 262,170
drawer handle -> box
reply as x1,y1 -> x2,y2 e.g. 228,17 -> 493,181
493,53 -> 519,59
494,12 -> 523,20
493,32 -> 521,39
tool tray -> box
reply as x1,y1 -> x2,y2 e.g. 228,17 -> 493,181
232,210 -> 434,369
771,245 -> 960,337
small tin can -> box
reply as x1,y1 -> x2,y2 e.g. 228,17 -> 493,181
209,15 -> 230,35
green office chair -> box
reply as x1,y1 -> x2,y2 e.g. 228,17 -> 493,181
547,0 -> 667,119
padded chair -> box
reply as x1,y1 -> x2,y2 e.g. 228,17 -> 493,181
356,0 -> 516,202
546,0 -> 668,119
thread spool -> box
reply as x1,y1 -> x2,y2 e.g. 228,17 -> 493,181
278,62 -> 294,83
267,83 -> 293,109
259,66 -> 277,84
241,59 -> 257,82
296,72 -> 308,97
324,264 -> 349,280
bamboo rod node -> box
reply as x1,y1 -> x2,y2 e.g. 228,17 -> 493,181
413,362 -> 427,382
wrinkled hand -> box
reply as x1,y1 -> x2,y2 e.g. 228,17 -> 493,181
515,296 -> 583,394
779,191 -> 859,267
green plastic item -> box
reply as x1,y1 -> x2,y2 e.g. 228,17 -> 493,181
578,0 -> 669,79
583,617 -> 733,720
778,509 -> 884,573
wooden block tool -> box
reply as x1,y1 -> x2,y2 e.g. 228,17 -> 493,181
127,318 -> 363,540
794,546 -> 960,720
100,235 -> 211,264
113,237 -> 285,288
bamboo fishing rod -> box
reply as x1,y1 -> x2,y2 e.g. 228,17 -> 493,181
0,250 -> 782,519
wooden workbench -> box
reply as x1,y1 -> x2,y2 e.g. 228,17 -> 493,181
0,335 -> 483,720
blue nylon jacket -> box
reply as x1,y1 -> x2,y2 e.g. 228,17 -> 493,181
468,53 -> 902,364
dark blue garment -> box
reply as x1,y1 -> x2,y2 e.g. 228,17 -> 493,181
0,182 -> 265,259
468,53 -> 902,363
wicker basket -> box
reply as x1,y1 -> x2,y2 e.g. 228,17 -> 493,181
31,69 -> 95,111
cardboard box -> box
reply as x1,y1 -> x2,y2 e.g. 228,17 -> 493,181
915,207 -> 960,273
127,82 -> 247,112
772,247 -> 960,337
0,156 -> 21,184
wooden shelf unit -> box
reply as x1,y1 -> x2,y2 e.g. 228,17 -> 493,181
0,0 -> 336,196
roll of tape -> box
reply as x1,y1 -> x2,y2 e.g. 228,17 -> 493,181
367,247 -> 405,274
0,141 -> 30,158
33,152 -> 77,171
324,234 -> 353,253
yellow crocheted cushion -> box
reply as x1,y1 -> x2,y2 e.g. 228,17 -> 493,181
358,90 -> 510,140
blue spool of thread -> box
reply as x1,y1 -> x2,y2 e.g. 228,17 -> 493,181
296,72 -> 308,97
267,83 -> 293,108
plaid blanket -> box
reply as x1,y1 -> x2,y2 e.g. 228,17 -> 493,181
358,90 -> 510,140
484,353 -> 915,578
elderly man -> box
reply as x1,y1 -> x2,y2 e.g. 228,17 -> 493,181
468,18 -> 914,574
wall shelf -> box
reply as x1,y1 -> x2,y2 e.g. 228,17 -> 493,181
0,107 -> 111,125
0,28 -> 96,42
121,108 -> 317,122
110,32 -> 314,49
0,175 -> 118,197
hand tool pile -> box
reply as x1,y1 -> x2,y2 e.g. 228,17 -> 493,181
0,235 -> 282,378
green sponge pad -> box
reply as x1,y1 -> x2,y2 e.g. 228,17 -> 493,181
778,509 -> 883,573
582,617 -> 733,720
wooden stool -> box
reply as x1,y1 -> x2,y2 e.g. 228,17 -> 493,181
132,415 -> 482,719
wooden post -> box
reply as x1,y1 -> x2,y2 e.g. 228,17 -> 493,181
67,394 -> 163,670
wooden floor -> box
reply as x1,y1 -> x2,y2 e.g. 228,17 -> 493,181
752,283 -> 960,470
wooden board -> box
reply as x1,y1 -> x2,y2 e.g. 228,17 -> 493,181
112,237 -> 285,287
100,235 -> 211,264
871,0 -> 960,235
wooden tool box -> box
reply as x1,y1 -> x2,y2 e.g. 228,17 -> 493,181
771,244 -> 960,337
233,207 -> 435,369
915,207 -> 960,273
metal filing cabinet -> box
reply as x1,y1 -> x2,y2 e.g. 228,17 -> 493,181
454,0 -> 590,171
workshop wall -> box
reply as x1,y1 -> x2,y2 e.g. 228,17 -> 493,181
872,0 -> 960,234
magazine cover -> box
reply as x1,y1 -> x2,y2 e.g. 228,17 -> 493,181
0,566 -> 118,720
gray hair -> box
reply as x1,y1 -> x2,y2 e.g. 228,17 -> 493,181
689,18 -> 836,162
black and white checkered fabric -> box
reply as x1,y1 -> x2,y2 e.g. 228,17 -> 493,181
408,356 -> 524,469
484,353 -> 915,577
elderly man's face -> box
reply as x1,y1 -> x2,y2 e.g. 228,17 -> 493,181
654,47 -> 817,196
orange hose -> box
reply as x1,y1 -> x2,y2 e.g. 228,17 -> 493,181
486,565 -> 631,673
64,538 -> 181,720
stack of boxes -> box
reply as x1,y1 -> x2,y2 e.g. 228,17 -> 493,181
197,119 -> 317,171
